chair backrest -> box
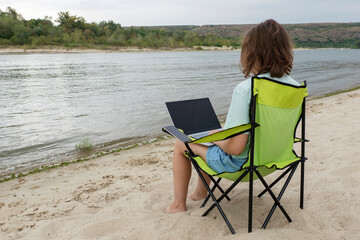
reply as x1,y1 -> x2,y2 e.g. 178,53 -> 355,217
188,76 -> 308,182
246,77 -> 308,169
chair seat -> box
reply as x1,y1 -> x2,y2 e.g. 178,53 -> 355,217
189,154 -> 300,182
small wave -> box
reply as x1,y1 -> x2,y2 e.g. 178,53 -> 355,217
0,124 -> 25,129
0,137 -> 75,159
74,114 -> 89,118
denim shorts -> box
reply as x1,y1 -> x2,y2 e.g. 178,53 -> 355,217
206,145 -> 247,173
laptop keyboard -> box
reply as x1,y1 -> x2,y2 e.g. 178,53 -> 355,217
189,131 -> 210,139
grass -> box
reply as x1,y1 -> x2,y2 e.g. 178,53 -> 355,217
322,86 -> 360,97
310,85 -> 360,100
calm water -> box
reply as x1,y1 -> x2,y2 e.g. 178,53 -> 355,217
1,49 -> 360,175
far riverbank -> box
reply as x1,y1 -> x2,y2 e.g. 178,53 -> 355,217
0,46 -> 237,54
0,46 -> 325,55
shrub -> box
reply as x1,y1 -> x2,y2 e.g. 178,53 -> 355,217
0,38 -> 12,45
75,138 -> 93,151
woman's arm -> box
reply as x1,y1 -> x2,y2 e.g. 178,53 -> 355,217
208,130 -> 248,156
214,134 -> 248,156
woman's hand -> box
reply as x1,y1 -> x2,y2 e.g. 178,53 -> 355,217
208,129 -> 222,135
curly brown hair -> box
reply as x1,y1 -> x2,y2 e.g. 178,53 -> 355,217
240,19 -> 293,78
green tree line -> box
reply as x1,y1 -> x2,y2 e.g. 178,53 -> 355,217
0,7 -> 241,49
1,7 -> 359,49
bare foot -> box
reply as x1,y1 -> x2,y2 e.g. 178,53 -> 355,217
188,192 -> 208,201
166,202 -> 187,213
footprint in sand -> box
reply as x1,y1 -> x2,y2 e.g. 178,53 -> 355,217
127,156 -> 160,166
8,201 -> 21,208
18,178 -> 26,183
308,102 -> 324,113
331,215 -> 358,231
34,211 -> 49,221
119,175 -> 130,180
21,207 -> 39,220
72,176 -> 116,207
10,178 -> 27,190
348,93 -> 358,98
102,175 -> 114,180
144,190 -> 172,211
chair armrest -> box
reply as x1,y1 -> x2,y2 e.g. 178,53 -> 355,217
191,123 -> 256,144
163,123 -> 257,144
294,137 -> 310,143
162,126 -> 193,143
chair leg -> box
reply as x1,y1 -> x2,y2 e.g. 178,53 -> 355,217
300,160 -> 305,209
255,169 -> 292,225
201,178 -> 220,207
248,169 -> 253,233
261,163 -> 299,229
191,159 -> 236,234
202,169 -> 249,217
201,177 -> 230,208
257,165 -> 294,198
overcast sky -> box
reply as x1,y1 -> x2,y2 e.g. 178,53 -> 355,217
1,0 -> 359,26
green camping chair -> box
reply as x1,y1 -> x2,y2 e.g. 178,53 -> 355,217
163,76 -> 308,234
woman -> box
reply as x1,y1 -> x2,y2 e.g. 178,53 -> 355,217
166,19 -> 299,213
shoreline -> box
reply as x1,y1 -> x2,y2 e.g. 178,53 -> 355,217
0,46 -> 237,55
0,114 -> 227,181
0,86 -> 358,182
0,46 -> 347,55
0,134 -> 169,180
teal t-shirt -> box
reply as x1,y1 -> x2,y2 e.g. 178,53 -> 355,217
224,73 -> 300,159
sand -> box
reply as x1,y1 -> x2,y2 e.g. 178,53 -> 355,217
0,89 -> 359,239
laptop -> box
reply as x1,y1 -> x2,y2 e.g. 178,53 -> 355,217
165,98 -> 222,146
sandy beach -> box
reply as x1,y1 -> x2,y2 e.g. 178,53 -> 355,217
0,89 -> 359,239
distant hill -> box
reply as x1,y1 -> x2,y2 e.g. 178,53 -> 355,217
150,22 -> 360,48
1,6 -> 359,49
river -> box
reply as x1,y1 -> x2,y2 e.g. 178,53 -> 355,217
1,49 -> 359,176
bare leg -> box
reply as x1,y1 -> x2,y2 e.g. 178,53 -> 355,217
188,173 -> 210,201
166,140 -> 209,213
166,140 -> 192,213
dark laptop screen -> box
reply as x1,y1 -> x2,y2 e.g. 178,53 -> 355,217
166,98 -> 221,135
